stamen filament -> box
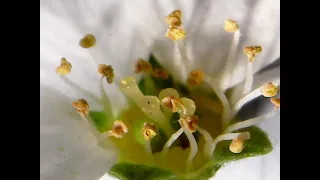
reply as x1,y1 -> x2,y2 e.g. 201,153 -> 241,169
100,77 -> 114,121
182,126 -> 198,172
208,132 -> 250,158
205,77 -> 232,127
60,76 -> 102,106
233,88 -> 261,113
197,127 -> 213,155
162,128 -> 184,155
175,41 -> 189,81
224,109 -> 278,133
81,115 -> 102,142
220,30 -> 241,89
242,61 -> 253,96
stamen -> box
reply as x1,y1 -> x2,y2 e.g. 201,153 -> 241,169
72,99 -> 89,117
59,76 -> 102,105
141,122 -> 157,141
162,127 -> 184,155
260,82 -> 279,97
56,57 -> 72,75
220,20 -> 241,89
135,58 -> 153,74
224,109 -> 278,133
79,34 -> 96,48
182,125 -> 198,172
229,133 -> 250,153
105,120 -> 128,138
208,132 -> 250,158
187,70 -> 204,87
205,77 -> 232,127
242,46 -> 262,96
271,98 -> 280,108
99,77 -> 114,119
98,64 -> 114,84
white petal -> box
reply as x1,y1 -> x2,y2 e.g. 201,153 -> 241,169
40,84 -> 117,180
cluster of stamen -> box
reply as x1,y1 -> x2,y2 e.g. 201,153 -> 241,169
57,9 -> 281,174
165,10 -> 186,41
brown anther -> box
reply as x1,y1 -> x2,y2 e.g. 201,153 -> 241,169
260,82 -> 279,97
152,68 -> 169,79
243,46 -> 262,63
187,70 -> 204,86
141,122 -> 157,141
162,96 -> 182,112
166,10 -> 182,27
72,99 -> 89,117
79,34 -> 96,48
224,19 -> 239,33
56,58 -> 72,75
178,115 -> 199,133
271,98 -> 280,108
135,58 -> 152,74
107,120 -> 128,138
98,64 -> 114,84
165,27 -> 186,41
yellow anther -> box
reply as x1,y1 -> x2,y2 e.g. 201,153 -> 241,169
107,120 -> 128,138
243,46 -> 262,63
152,68 -> 169,79
166,10 -> 182,27
79,34 -> 96,48
56,57 -> 72,75
229,137 -> 244,153
161,96 -> 182,112
187,70 -> 204,86
98,64 -> 114,84
165,27 -> 186,41
135,58 -> 152,74
72,99 -> 89,117
224,19 -> 239,33
178,115 -> 199,133
260,82 -> 279,97
141,122 -> 157,141
271,98 -> 280,108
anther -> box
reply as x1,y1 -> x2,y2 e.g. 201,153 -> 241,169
271,98 -> 280,108
165,10 -> 182,27
72,99 -> 89,117
224,19 -> 239,33
107,120 -> 128,138
260,82 -> 279,97
243,46 -> 262,62
79,34 -> 96,48
135,58 -> 152,74
56,57 -> 72,75
141,123 -> 157,141
165,27 -> 186,41
98,64 -> 114,84
178,115 -> 199,133
152,68 -> 169,79
187,70 -> 204,86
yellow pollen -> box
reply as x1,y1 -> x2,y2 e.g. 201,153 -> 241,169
107,120 -> 128,138
260,82 -> 278,97
166,10 -> 182,27
270,98 -> 280,108
243,46 -> 262,63
56,57 -> 72,75
98,64 -> 114,84
224,19 -> 239,33
72,99 -> 89,117
79,34 -> 96,48
165,27 -> 186,41
187,70 -> 204,86
141,122 -> 157,141
178,115 -> 199,133
135,58 -> 153,74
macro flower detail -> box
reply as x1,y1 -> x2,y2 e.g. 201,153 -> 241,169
41,2 -> 280,179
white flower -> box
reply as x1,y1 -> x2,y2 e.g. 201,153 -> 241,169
40,0 -> 280,179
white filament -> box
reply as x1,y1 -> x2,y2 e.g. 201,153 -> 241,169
224,108 -> 278,133
242,62 -> 253,96
233,88 -> 261,113
183,127 -> 198,172
198,127 -> 213,155
162,128 -> 184,155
